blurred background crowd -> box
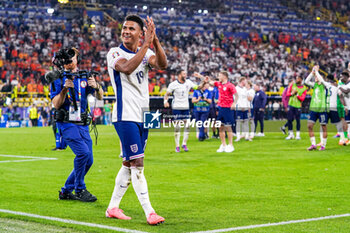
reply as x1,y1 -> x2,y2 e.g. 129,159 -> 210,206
0,0 -> 350,126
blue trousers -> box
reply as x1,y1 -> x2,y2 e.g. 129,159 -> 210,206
60,124 -> 93,193
194,111 -> 209,140
55,124 -> 67,149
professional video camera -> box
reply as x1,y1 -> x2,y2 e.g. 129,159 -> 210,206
45,48 -> 99,84
53,48 -> 76,69
45,48 -> 100,111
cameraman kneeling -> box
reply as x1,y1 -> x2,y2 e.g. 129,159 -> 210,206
51,48 -> 103,202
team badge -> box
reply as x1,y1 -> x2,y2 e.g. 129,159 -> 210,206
80,80 -> 87,88
130,144 -> 138,153
112,51 -> 120,59
223,87 -> 227,91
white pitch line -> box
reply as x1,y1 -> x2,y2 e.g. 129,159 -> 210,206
0,154 -> 57,163
190,213 -> 350,233
0,209 -> 148,233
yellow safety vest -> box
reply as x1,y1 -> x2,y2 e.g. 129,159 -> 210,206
29,107 -> 38,119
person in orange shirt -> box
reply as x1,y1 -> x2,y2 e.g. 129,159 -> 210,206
37,82 -> 44,94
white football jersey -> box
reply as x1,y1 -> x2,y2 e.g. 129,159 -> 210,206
107,44 -> 155,123
166,79 -> 196,110
236,85 -> 249,110
247,88 -> 255,109
327,85 -> 338,111
342,82 -> 350,110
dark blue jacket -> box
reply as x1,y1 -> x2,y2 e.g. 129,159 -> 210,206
253,90 -> 267,109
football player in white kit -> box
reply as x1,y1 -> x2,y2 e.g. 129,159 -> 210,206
105,15 -> 167,225
315,72 -> 344,146
164,69 -> 197,152
338,71 -> 350,143
246,80 -> 255,139
235,77 -> 250,141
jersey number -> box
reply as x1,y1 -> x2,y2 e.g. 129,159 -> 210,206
136,71 -> 144,84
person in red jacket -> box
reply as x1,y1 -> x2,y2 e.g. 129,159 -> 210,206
213,71 -> 238,153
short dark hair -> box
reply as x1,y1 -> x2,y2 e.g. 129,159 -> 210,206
327,74 -> 335,82
125,15 -> 144,31
342,71 -> 350,78
177,69 -> 185,76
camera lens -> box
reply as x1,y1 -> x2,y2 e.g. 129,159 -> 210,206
67,49 -> 75,58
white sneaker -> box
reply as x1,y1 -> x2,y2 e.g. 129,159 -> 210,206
285,135 -> 294,140
295,136 -> 301,140
217,144 -> 226,152
225,144 -> 235,153
257,132 -> 265,137
234,138 -> 241,142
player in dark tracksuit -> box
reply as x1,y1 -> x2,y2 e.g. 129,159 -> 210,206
253,84 -> 267,136
51,48 -> 103,202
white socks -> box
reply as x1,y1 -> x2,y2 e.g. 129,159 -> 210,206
336,122 -> 345,141
182,126 -> 190,146
310,136 -> 316,146
296,131 -> 300,138
174,125 -> 181,147
249,119 -> 255,137
319,127 -> 323,144
108,166 -> 131,209
236,121 -> 241,139
243,120 -> 249,139
131,167 -> 155,217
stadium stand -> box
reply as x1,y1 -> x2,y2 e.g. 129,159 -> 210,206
0,0 -> 350,124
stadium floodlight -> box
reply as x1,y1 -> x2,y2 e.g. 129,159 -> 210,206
198,9 -> 202,13
134,5 -> 137,9
143,5 -> 148,10
170,7 -> 174,11
179,0 -> 182,3
57,0 -> 69,3
316,17 -> 320,20
163,7 -> 167,11
47,8 -> 54,14
203,9 -> 208,14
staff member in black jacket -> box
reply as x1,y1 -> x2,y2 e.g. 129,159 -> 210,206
253,83 -> 267,136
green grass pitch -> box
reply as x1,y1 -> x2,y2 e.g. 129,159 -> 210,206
0,121 -> 350,233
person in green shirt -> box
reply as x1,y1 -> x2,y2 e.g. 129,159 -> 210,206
285,76 -> 308,140
104,100 -> 112,125
305,65 -> 328,151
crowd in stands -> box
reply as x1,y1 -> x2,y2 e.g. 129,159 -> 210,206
0,0 -> 350,100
